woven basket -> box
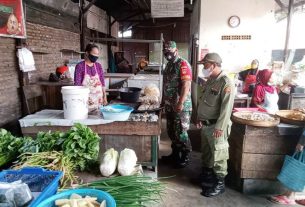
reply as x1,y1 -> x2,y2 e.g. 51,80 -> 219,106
231,111 -> 280,127
277,151 -> 305,192
276,110 -> 305,126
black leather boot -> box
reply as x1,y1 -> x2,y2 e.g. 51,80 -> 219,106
200,168 -> 216,188
174,149 -> 190,168
161,145 -> 179,163
201,177 -> 225,197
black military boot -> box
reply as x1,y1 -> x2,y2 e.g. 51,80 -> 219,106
201,177 -> 225,197
161,145 -> 179,163
200,168 -> 217,188
174,148 -> 190,168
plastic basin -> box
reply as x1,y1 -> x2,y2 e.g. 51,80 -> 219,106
36,188 -> 116,207
100,104 -> 134,121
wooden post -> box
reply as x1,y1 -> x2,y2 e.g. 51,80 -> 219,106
283,0 -> 294,63
79,0 -> 85,57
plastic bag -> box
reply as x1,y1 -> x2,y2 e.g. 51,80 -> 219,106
0,181 -> 32,207
0,187 -> 15,207
17,48 -> 36,72
117,148 -> 138,176
99,148 -> 119,177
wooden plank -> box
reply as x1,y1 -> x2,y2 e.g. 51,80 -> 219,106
244,125 -> 278,136
21,120 -> 161,136
243,134 -> 299,154
241,170 -> 279,179
101,135 -> 151,162
241,153 -> 285,171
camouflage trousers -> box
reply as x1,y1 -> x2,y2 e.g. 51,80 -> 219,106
201,123 -> 231,177
166,111 -> 192,151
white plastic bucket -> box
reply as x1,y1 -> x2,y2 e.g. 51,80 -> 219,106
61,86 -> 90,120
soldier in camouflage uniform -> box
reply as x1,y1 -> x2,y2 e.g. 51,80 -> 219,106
196,53 -> 235,197
161,41 -> 192,168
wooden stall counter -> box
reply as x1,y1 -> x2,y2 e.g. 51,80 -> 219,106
20,110 -> 162,176
228,122 -> 303,194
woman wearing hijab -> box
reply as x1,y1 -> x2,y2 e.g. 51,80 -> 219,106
74,43 -> 107,110
251,69 -> 279,114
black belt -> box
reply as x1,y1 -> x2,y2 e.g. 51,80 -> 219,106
202,119 -> 217,126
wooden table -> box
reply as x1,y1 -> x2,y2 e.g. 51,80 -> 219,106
21,115 -> 162,175
228,122 -> 303,194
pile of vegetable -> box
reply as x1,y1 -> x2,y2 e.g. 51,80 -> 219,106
0,129 -> 24,167
0,124 -> 101,187
55,193 -> 106,207
63,124 -> 101,171
13,151 -> 77,188
85,175 -> 165,207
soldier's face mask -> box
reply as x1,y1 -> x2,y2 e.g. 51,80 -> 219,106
163,48 -> 177,62
202,62 -> 214,77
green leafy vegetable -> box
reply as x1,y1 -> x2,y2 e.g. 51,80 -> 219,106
63,123 -> 101,171
0,129 -> 24,167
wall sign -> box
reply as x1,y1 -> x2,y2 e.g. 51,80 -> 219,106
151,0 -> 184,18
0,0 -> 26,38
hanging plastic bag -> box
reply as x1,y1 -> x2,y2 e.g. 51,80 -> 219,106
17,48 -> 36,72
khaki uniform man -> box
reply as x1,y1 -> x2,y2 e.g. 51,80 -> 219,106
197,53 -> 235,197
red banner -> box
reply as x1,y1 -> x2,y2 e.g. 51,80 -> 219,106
0,0 -> 26,38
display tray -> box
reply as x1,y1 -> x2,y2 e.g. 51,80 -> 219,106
276,110 -> 305,126
231,111 -> 280,127
133,106 -> 164,113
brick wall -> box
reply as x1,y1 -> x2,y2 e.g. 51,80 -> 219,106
26,22 -> 80,82
0,37 -> 21,126
0,22 -> 80,127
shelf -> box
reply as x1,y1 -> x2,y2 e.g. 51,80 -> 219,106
60,49 -> 84,54
31,50 -> 51,54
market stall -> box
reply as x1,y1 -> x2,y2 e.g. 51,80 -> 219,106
19,110 -> 161,174
228,109 -> 305,194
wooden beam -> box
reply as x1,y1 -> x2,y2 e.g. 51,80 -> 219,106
83,0 -> 97,14
274,0 -> 286,10
88,37 -> 162,43
284,0 -> 294,62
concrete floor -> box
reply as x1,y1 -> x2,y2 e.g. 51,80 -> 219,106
156,120 -> 303,207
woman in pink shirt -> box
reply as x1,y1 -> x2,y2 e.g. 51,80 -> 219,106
74,43 -> 107,109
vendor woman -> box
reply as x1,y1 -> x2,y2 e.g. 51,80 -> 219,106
238,59 -> 259,95
251,69 -> 279,114
74,43 -> 107,109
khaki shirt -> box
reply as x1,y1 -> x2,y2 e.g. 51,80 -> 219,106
197,71 -> 235,131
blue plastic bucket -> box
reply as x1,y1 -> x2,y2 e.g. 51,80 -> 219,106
36,188 -> 116,207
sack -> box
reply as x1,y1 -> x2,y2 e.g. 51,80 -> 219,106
277,150 -> 305,192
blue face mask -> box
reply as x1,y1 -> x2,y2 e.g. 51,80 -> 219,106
88,54 -> 98,63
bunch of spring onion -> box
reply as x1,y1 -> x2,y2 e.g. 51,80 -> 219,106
84,175 -> 165,207
13,151 -> 78,188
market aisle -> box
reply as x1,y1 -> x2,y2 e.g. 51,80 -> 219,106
157,119 -> 301,207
